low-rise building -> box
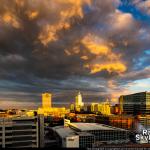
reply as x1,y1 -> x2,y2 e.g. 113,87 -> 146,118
51,122 -> 130,148
109,115 -> 135,130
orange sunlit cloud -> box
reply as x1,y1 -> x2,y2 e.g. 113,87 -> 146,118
15,0 -> 25,7
0,0 -> 149,107
2,12 -> 20,28
26,10 -> 39,20
64,46 -> 80,56
110,89 -> 130,103
38,0 -> 91,46
85,62 -> 127,74
82,35 -> 110,55
82,34 -> 127,74
108,80 -> 117,89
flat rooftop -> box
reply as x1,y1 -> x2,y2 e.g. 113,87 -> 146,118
69,123 -> 128,131
52,126 -> 76,138
52,126 -> 94,138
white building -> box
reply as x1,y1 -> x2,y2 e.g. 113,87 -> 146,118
75,91 -> 84,112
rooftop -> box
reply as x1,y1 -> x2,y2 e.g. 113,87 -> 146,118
53,126 -> 76,138
52,126 -> 94,138
69,123 -> 128,132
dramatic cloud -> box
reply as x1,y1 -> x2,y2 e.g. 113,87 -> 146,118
133,0 -> 150,15
0,0 -> 149,108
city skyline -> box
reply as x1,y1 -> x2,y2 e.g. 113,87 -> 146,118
0,0 -> 150,108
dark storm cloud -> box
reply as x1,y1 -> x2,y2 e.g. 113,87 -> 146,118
0,0 -> 149,107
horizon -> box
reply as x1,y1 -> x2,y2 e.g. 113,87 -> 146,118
0,90 -> 149,110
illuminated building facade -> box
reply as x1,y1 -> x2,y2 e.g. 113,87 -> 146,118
42,93 -> 52,108
89,102 -> 111,115
38,93 -> 67,117
75,92 -> 84,112
91,103 -> 99,112
119,92 -> 150,115
98,102 -> 111,115
70,104 -> 75,112
109,115 -> 135,130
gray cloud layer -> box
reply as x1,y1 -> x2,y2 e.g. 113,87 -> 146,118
0,0 -> 149,108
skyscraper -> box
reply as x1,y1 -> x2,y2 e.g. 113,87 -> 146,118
38,93 -> 67,117
75,91 -> 84,111
42,93 -> 52,108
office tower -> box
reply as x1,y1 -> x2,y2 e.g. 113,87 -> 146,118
98,102 -> 111,115
91,103 -> 99,112
0,117 -> 39,148
119,91 -> 150,115
38,93 -> 67,117
89,102 -> 111,115
70,104 -> 75,112
75,91 -> 84,112
75,91 -> 84,107
88,101 -> 111,115
42,93 -> 52,108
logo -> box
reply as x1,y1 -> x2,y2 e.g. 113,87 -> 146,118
136,129 -> 150,143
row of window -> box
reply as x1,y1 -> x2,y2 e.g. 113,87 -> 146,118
4,126 -> 36,130
5,136 -> 37,142
4,131 -> 37,136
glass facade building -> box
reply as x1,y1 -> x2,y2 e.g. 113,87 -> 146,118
119,92 -> 150,115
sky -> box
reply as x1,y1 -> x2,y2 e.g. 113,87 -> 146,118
0,0 -> 150,109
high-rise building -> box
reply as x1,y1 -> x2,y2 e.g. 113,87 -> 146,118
38,93 -> 67,117
70,104 -> 75,112
75,91 -> 84,107
42,93 -> 52,108
89,102 -> 111,115
98,102 -> 111,115
0,117 -> 39,148
119,92 -> 150,115
75,91 -> 84,112
91,103 -> 99,112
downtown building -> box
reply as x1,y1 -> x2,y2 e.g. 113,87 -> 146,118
108,115 -> 135,130
38,93 -> 67,117
70,91 -> 84,113
52,122 -> 130,148
119,91 -> 150,115
0,116 -> 45,148
75,91 -> 84,112
137,115 -> 150,129
90,102 -> 111,115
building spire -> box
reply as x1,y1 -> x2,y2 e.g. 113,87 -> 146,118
78,91 -> 81,95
